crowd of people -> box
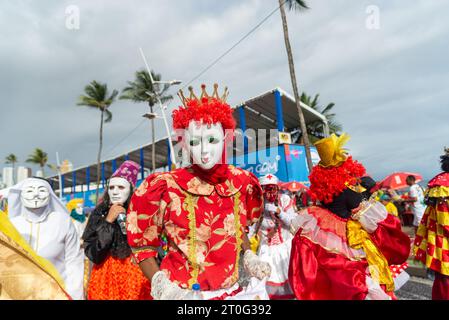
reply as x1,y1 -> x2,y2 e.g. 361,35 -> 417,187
0,83 -> 448,300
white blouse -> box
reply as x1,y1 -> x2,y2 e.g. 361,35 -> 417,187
10,211 -> 84,300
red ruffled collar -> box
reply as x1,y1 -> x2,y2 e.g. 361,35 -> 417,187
169,165 -> 247,197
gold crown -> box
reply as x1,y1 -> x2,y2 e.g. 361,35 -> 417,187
314,133 -> 350,168
177,83 -> 229,107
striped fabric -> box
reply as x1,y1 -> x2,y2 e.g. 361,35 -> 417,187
414,194 -> 449,276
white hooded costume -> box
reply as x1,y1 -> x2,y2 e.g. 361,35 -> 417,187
7,178 -> 84,300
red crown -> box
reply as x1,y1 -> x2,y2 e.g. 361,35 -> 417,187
172,83 -> 236,131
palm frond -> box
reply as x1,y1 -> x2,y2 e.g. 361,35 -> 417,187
120,69 -> 173,107
321,102 -> 335,115
48,164 -> 58,171
302,92 -> 343,134
26,148 -> 48,167
77,96 -> 102,108
108,89 -> 119,102
5,153 -> 18,164
78,80 -> 117,120
311,94 -> 320,109
286,0 -> 309,11
104,109 -> 113,123
159,95 -> 173,105
300,92 -> 310,105
328,121 -> 343,134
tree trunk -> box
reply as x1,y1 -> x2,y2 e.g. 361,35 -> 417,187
95,109 -> 104,205
150,105 -> 156,173
278,0 -> 314,171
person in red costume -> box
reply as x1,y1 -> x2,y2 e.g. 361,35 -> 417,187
126,84 -> 271,300
414,148 -> 449,300
288,133 -> 410,300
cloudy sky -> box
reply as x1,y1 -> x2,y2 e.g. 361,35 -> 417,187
1,0 -> 448,182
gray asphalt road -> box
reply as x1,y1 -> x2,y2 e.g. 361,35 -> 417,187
396,276 -> 432,300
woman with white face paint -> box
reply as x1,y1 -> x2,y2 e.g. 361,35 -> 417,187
127,84 -> 271,300
7,177 -> 84,300
82,160 -> 151,300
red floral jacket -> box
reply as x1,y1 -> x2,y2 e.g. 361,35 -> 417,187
126,165 -> 263,291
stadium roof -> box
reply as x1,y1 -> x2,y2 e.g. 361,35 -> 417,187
234,87 -> 327,132
47,87 -> 328,191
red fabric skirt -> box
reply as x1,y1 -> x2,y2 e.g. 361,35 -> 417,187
433,272 -> 449,300
87,255 -> 151,300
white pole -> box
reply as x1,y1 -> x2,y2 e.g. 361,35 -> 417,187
139,47 -> 178,169
55,152 -> 63,199
139,47 -> 155,84
158,99 -> 177,167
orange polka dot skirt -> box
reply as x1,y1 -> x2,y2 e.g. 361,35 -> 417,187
87,255 -> 151,300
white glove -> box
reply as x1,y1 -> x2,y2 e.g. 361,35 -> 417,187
151,271 -> 194,300
351,201 -> 388,233
243,250 -> 271,280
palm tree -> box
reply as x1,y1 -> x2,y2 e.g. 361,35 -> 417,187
78,80 -> 118,204
26,148 -> 48,177
5,154 -> 18,183
301,93 -> 343,142
120,70 -> 173,173
278,0 -> 313,170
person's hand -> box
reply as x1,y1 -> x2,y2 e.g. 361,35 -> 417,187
243,250 -> 271,280
275,207 -> 281,216
151,271 -> 194,300
105,204 -> 125,223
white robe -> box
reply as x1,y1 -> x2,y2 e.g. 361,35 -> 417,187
257,202 -> 297,298
7,178 -> 85,300
10,211 -> 84,300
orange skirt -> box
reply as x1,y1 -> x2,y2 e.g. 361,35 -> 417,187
87,255 -> 151,300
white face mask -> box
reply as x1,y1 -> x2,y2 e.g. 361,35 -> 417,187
75,203 -> 84,215
185,120 -> 225,170
108,177 -> 131,205
20,179 -> 51,209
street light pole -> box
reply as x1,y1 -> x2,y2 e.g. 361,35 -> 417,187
158,98 -> 177,167
139,47 -> 181,169
55,151 -> 63,199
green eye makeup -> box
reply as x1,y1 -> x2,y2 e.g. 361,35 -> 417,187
189,138 -> 200,146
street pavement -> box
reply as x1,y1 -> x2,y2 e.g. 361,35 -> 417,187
396,276 -> 432,300
394,225 -> 433,300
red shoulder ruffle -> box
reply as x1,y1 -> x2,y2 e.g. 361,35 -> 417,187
428,172 -> 449,188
